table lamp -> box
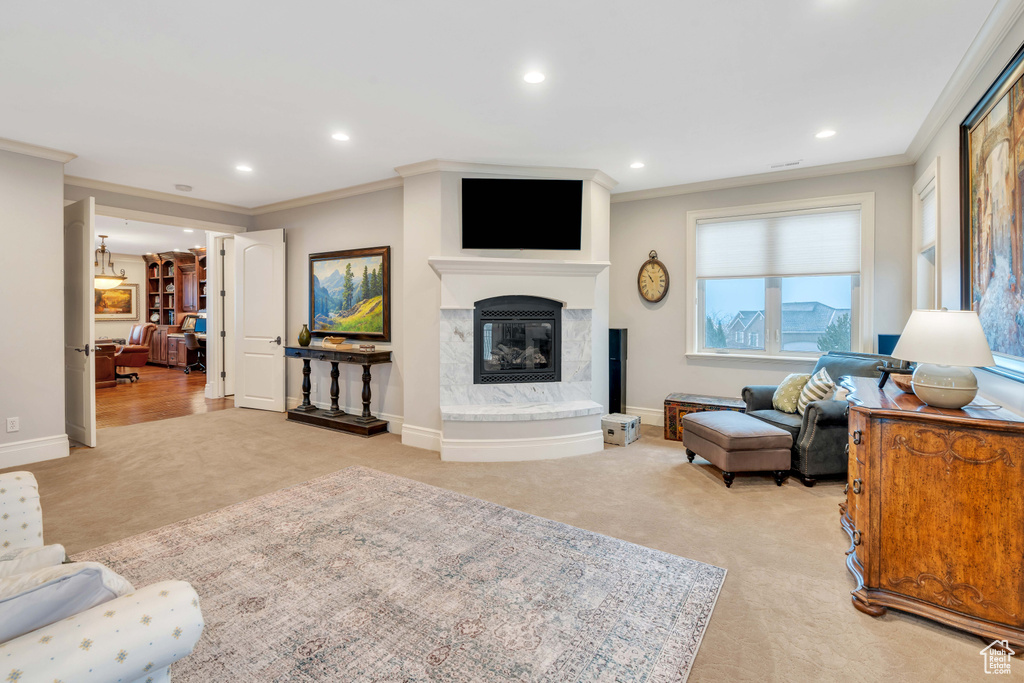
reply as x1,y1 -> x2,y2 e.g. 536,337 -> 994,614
891,309 -> 995,409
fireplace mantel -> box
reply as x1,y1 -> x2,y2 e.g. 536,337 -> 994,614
428,256 -> 610,277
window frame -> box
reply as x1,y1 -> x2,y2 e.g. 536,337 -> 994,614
912,159 -> 940,310
686,193 -> 875,360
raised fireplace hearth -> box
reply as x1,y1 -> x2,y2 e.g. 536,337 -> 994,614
474,295 -> 562,384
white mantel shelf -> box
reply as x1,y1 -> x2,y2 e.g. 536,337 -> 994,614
428,256 -> 610,277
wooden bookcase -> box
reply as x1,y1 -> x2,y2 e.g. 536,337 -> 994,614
143,250 -> 205,366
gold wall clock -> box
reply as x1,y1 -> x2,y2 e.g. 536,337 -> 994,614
637,250 -> 669,303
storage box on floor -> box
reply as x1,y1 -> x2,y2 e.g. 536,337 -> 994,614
602,413 -> 641,446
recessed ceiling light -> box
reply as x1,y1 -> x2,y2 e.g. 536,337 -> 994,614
174,184 -> 192,192
523,71 -> 545,84
815,129 -> 836,139
630,161 -> 645,169
183,228 -> 194,233
235,164 -> 253,172
331,132 -> 350,141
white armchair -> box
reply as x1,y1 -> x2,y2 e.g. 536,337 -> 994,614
0,472 -> 204,683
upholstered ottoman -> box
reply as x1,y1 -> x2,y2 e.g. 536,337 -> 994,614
682,411 -> 793,487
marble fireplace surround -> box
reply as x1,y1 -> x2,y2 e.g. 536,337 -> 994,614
429,256 -> 609,462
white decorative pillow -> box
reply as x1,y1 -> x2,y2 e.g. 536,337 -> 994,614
0,544 -> 66,578
797,368 -> 835,415
0,562 -> 134,643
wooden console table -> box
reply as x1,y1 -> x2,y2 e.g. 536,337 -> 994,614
285,346 -> 392,437
840,376 -> 1024,646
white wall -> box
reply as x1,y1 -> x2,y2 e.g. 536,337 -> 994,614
253,187 -> 405,426
0,150 -> 69,467
94,254 -> 147,341
609,165 -> 914,422
914,12 -> 1024,416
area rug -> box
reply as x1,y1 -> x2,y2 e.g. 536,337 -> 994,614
75,466 -> 726,682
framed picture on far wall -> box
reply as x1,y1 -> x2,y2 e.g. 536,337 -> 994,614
309,246 -> 390,341
961,40 -> 1024,382
94,283 -> 139,321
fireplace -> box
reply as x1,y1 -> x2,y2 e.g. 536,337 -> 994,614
473,295 -> 562,384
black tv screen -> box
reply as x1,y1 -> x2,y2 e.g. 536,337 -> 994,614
462,179 -> 583,250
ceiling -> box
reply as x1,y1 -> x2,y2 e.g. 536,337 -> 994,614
95,215 -> 206,256
0,1 -> 999,208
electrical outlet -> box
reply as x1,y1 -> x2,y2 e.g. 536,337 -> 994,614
6,417 -> 19,433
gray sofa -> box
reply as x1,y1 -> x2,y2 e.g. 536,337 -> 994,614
741,351 -> 892,486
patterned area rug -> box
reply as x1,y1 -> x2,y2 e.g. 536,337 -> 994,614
75,467 -> 726,681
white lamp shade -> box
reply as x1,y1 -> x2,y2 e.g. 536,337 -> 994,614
891,309 -> 995,367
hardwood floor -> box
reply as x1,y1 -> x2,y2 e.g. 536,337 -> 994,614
95,364 -> 233,429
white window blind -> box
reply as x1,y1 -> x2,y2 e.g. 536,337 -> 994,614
696,207 -> 861,278
920,181 -> 937,248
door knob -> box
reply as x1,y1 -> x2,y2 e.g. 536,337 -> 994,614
74,343 -> 90,357
269,336 -> 282,345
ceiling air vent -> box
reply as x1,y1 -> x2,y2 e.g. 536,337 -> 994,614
770,159 -> 803,170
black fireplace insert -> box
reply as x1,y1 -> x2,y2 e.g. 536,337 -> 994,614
473,295 -> 562,384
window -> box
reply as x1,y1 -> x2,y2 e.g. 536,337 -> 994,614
687,194 -> 874,357
913,161 -> 940,309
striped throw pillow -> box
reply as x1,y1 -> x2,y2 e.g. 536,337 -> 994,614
797,368 -> 835,415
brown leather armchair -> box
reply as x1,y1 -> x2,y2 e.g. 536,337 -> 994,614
114,323 -> 156,382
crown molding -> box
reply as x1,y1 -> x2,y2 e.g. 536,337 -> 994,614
610,154 -> 911,204
395,159 -> 618,191
249,176 -> 404,215
64,175 -> 252,214
905,0 -> 1024,162
0,138 -> 76,163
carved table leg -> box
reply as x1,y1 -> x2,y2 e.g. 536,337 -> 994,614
294,358 -> 316,412
722,471 -> 735,488
685,449 -> 696,463
323,361 -> 344,417
355,363 -> 375,423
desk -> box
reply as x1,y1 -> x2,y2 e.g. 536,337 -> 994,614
285,345 -> 392,437
94,343 -> 117,389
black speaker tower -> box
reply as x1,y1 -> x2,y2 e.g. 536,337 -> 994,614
609,329 -> 627,414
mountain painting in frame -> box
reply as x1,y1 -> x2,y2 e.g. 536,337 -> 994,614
309,246 -> 390,342
961,40 -> 1024,382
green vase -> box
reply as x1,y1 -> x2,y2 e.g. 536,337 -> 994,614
298,323 -> 311,347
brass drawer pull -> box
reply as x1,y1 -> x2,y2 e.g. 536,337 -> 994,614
844,443 -> 850,456
852,530 -> 862,546
851,430 -> 862,445
852,478 -> 862,495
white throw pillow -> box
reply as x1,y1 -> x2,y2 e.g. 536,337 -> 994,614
0,544 -> 66,578
797,368 -> 835,415
0,562 -> 134,643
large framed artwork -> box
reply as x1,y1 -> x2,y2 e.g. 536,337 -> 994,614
309,246 -> 390,341
961,41 -> 1024,382
94,283 -> 139,321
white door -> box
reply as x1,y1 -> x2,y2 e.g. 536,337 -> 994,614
234,229 -> 286,411
64,199 -> 96,447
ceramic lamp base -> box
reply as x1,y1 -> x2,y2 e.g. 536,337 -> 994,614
911,363 -> 978,409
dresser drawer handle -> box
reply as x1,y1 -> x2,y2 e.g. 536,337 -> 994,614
852,478 -> 862,495
852,530 -> 862,546
844,443 -> 850,456
844,483 -> 849,495
851,430 -> 862,445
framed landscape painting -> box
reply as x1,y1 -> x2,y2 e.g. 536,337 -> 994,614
309,246 -> 390,341
94,283 -> 139,321
961,41 -> 1024,382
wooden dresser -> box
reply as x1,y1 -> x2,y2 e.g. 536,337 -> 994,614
840,376 -> 1024,646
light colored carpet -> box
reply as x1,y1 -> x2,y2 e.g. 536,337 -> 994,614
75,466 -> 726,682
3,409 -> 992,681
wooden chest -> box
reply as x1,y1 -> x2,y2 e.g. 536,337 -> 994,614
840,376 -> 1024,647
663,393 -> 745,441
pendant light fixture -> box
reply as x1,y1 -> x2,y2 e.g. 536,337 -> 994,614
94,235 -> 126,289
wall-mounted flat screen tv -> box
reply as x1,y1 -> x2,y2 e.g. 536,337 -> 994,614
461,178 -> 583,250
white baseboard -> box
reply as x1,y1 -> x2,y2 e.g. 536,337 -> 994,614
402,424 -> 442,452
0,434 -> 70,469
286,396 -> 404,434
626,405 -> 664,427
441,429 -> 604,462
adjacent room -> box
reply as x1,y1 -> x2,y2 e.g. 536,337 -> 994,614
1,1 -> 1022,681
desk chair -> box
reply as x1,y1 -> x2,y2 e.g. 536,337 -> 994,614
114,323 -> 156,382
184,332 -> 206,375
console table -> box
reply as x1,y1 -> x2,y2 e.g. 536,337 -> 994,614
840,376 -> 1024,646
285,346 -> 392,437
